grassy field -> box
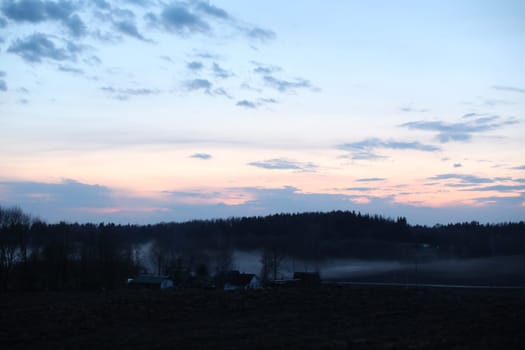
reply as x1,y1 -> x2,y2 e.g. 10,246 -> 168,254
1,286 -> 524,349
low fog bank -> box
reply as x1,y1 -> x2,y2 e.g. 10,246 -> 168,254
214,250 -> 525,287
320,255 -> 525,287
2,207 -> 524,291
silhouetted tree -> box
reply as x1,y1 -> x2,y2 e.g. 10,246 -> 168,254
260,246 -> 285,282
0,206 -> 32,291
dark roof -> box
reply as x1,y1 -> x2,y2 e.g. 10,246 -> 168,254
129,275 -> 171,285
225,273 -> 256,287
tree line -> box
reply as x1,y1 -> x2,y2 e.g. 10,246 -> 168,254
1,205 -> 524,291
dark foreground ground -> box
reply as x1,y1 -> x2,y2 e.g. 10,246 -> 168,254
1,286 -> 524,349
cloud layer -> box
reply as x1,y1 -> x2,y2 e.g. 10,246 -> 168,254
2,179 -> 523,225
248,158 -> 317,172
400,115 -> 518,143
338,138 -> 440,160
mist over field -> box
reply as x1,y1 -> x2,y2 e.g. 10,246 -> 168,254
3,206 -> 523,291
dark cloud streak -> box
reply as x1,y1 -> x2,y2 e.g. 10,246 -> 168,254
114,19 -> 150,41
246,27 -> 276,42
248,158 -> 317,172
263,75 -> 314,93
2,0 -> 86,37
400,116 -> 519,143
212,62 -> 232,78
492,85 -> 525,94
58,64 -> 83,74
156,4 -> 211,34
338,138 -> 439,160
195,2 -> 230,20
357,178 -> 386,182
7,33 -> 82,62
236,100 -> 256,108
101,85 -> 161,100
428,173 -> 493,184
184,78 -> 212,93
236,98 -> 277,109
190,153 -> 212,160
187,61 -> 203,70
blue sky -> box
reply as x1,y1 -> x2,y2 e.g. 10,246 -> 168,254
0,0 -> 524,225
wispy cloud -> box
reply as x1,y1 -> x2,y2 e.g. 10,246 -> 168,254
263,75 -> 315,93
7,33 -> 82,63
463,112 -> 483,118
183,78 -> 212,93
428,173 -> 493,184
483,98 -> 514,106
212,87 -> 231,98
462,185 -> 525,192
338,138 -> 440,160
245,27 -> 276,42
346,187 -> 374,192
212,62 -> 233,79
58,64 -> 83,74
0,71 -> 6,92
252,61 -> 281,75
194,52 -> 219,60
236,98 -> 277,109
2,0 -> 86,37
0,178 -> 170,223
84,55 -> 102,65
151,3 -> 210,34
66,14 -> 87,37
101,85 -> 160,100
114,19 -> 151,42
492,85 -> 525,94
357,178 -> 386,182
160,55 -> 173,62
195,1 -> 230,20
144,1 -> 275,43
187,61 -> 203,71
0,178 -> 112,207
190,153 -> 212,160
247,158 -> 317,172
400,115 -> 518,143
183,79 -> 230,98
400,106 -> 429,113
123,0 -> 152,8
236,100 -> 256,109
93,0 -> 110,10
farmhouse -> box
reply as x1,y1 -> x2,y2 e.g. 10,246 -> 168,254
127,275 -> 174,290
224,272 -> 261,291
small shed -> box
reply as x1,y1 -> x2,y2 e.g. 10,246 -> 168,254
224,273 -> 261,290
127,275 -> 174,290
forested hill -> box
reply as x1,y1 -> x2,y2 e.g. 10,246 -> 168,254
2,207 -> 524,259
1,206 -> 524,291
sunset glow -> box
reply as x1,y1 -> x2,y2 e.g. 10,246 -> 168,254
1,0 -> 524,224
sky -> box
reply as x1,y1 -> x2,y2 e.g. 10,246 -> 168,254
0,0 -> 524,225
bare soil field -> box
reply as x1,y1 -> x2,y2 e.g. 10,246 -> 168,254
1,286 -> 524,349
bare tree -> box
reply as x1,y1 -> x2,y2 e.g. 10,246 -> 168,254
0,206 -> 32,291
260,246 -> 285,282
213,242 -> 234,275
149,239 -> 167,275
